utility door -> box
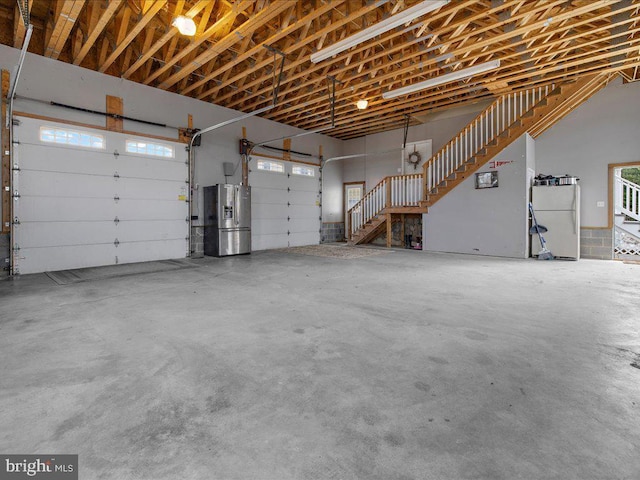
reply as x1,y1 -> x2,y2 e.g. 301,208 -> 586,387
344,182 -> 364,239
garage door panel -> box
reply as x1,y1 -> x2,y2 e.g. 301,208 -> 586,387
251,186 -> 288,205
289,205 -> 319,217
287,232 -> 319,247
289,218 -> 320,232
252,234 -> 289,251
116,199 -> 187,220
13,116 -> 188,274
114,177 -> 187,201
16,222 -> 114,249
18,197 -> 116,222
249,162 -> 319,250
17,244 -> 116,275
116,220 -> 188,242
115,156 -> 187,181
250,172 -> 288,188
289,181 -> 319,193
252,218 -> 288,235
18,143 -> 115,176
19,170 -> 115,198
289,191 -> 319,205
115,239 -> 187,264
252,203 -> 288,220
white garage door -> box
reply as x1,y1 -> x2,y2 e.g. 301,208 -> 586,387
12,116 -> 189,274
250,158 -> 320,250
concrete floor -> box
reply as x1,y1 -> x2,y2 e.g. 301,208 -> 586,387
1,249 -> 639,480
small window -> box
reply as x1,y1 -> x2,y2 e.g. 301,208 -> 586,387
126,139 -> 174,158
40,126 -> 104,149
292,165 -> 315,177
256,159 -> 285,173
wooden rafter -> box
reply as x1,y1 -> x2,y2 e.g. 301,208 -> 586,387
73,0 -> 123,65
0,0 -> 637,140
45,0 -> 86,60
143,0 -> 255,86
180,1 -> 343,96
98,0 -> 166,73
157,0 -> 293,91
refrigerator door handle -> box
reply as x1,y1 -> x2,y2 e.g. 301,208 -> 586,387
234,186 -> 239,226
572,187 -> 577,234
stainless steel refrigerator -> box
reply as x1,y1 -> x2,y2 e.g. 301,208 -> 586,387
204,184 -> 251,257
532,184 -> 580,259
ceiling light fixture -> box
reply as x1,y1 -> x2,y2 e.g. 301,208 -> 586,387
310,0 -> 450,64
382,60 -> 501,100
172,15 -> 196,36
356,99 -> 369,110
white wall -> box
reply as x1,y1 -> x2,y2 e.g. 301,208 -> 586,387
423,134 -> 535,258
0,44 -> 344,225
536,77 -> 640,227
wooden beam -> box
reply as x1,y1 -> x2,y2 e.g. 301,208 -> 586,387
386,213 -> 392,248
99,0 -> 166,73
45,0 -> 87,60
106,95 -> 123,132
122,0 -> 208,79
181,1 -> 342,96
197,0 -> 385,101
157,1 -> 293,91
144,0 -> 254,86
73,0 -> 123,65
2,70 -> 10,234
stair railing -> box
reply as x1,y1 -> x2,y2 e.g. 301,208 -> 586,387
348,173 -> 423,239
423,84 -> 556,195
348,177 -> 387,239
390,173 -> 422,207
615,174 -> 640,222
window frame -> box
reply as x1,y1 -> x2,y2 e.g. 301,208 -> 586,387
39,126 -> 105,150
125,139 -> 175,159
291,164 -> 316,177
255,159 -> 285,174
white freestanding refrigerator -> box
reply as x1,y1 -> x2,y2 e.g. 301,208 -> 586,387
532,184 -> 580,259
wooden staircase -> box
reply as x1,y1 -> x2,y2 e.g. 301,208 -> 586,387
348,74 -> 613,246
422,75 -> 610,208
347,173 -> 426,245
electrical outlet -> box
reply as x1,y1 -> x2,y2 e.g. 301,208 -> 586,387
597,201 -> 605,207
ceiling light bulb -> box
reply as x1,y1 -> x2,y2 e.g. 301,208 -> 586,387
172,16 -> 196,36
356,99 -> 369,110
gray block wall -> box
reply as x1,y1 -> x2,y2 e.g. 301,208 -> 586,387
190,226 -> 205,258
0,233 -> 8,277
321,223 -> 344,243
580,228 -> 612,260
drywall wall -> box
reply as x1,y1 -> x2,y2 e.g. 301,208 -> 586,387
422,134 -> 535,258
536,77 -> 640,227
0,44 -> 344,228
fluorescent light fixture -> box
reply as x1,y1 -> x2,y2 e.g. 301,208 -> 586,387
310,0 -> 449,63
356,99 -> 369,110
172,15 -> 196,36
382,60 -> 501,99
